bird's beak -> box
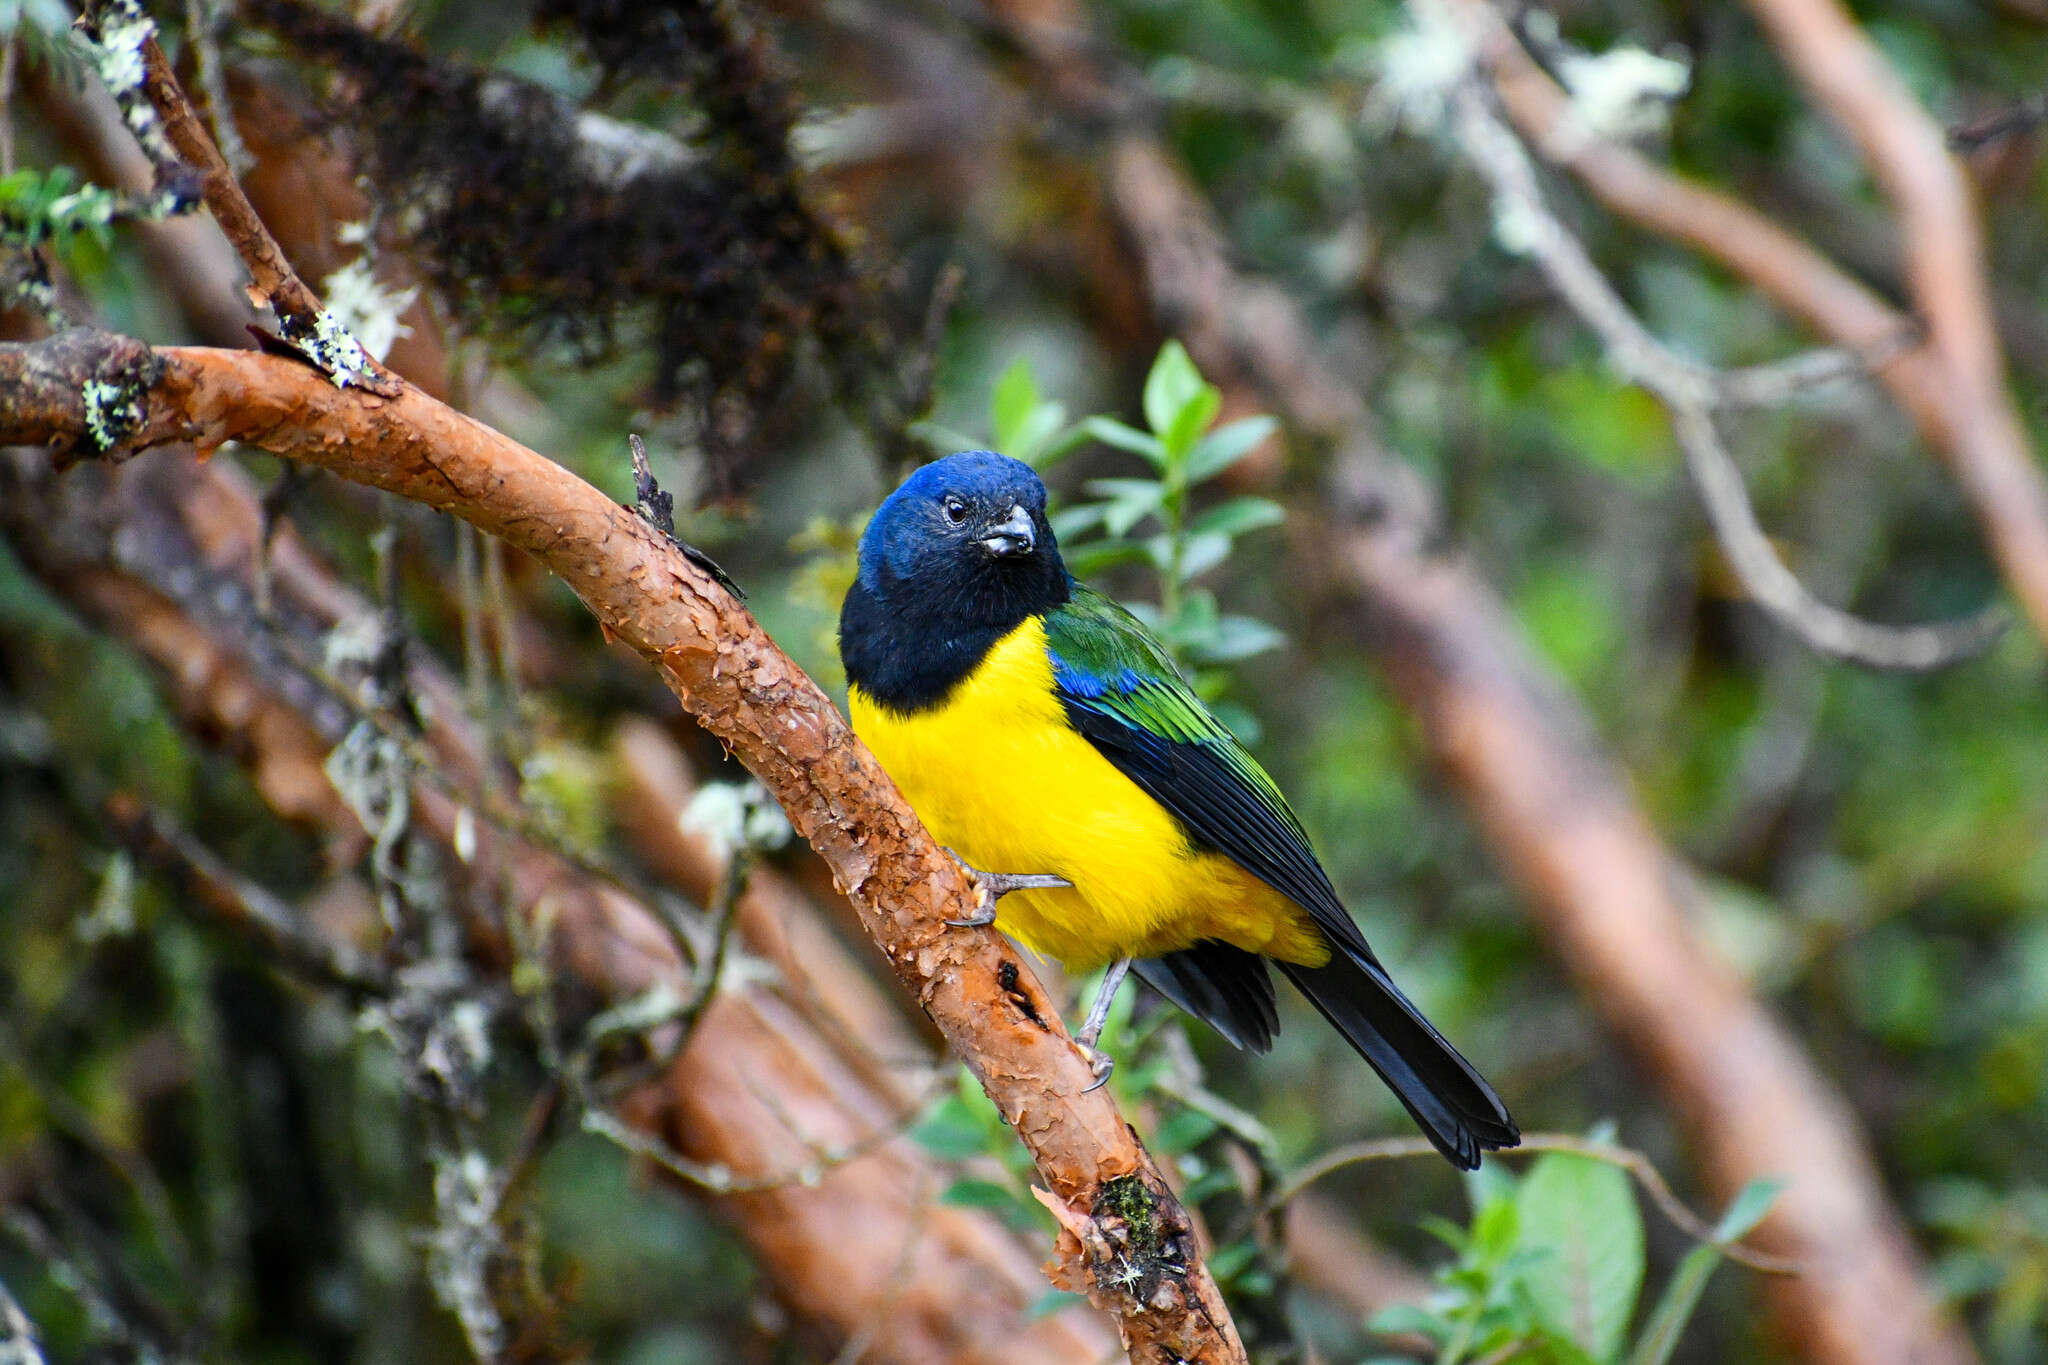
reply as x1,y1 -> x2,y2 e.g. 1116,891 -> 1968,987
979,504 -> 1036,558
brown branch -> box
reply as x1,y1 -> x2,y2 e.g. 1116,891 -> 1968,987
0,329 -> 1244,1365
1451,0 -> 2048,650
71,0 -> 389,390
133,30 -> 319,328
0,443 -> 1122,1363
1445,76 -> 2002,671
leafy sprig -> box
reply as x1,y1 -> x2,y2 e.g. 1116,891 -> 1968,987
1366,1146 -> 1781,1365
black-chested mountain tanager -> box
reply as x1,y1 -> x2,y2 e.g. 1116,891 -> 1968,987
839,451 -> 1518,1168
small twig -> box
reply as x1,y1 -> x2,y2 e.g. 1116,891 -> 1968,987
2,1201 -> 187,1363
1713,330 -> 1921,409
0,33 -> 18,177
1268,1131 -> 1802,1276
576,1096 -> 912,1196
180,0 -> 250,175
78,0 -> 387,390
1450,79 -> 2004,672
1948,91 -> 2048,152
671,847 -> 751,1052
628,433 -> 675,539
627,433 -> 744,598
105,793 -> 391,992
0,1019 -> 196,1288
253,459 -> 309,618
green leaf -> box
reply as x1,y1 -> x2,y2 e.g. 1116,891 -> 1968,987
990,360 -> 1041,450
1472,1193 -> 1522,1263
1081,415 -> 1167,467
1190,495 -> 1285,539
1160,382 -> 1222,463
1366,1303 -> 1451,1343
1143,340 -> 1206,439
1031,423 -> 1093,469
1187,416 -> 1278,482
1180,530 -> 1229,580
1626,1244 -> 1718,1365
1086,477 -> 1166,537
1516,1152 -> 1645,1363
909,1099 -> 994,1162
1628,1180 -> 1783,1365
1063,541 -> 1151,577
990,359 -> 1073,466
1207,1239 -> 1260,1281
1180,1166 -> 1239,1204
1048,503 -> 1109,540
1712,1177 -> 1783,1242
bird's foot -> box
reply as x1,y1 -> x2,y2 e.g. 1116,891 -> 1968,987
941,848 -> 1070,927
1072,957 -> 1132,1093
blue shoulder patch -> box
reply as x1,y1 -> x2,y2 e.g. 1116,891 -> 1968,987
1051,657 -> 1146,699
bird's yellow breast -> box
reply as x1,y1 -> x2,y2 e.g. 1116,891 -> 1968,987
848,617 -> 1325,970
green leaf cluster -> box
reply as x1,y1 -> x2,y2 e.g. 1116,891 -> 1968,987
954,342 -> 1287,735
1366,1151 -> 1779,1365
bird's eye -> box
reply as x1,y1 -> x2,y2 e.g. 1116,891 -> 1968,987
942,497 -> 967,524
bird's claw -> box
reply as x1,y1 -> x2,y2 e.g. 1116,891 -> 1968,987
943,902 -> 998,929
940,848 -> 1069,927
1079,1044 -> 1114,1092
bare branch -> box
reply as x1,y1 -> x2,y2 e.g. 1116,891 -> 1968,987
104,794 -> 392,993
74,0 -> 389,391
1452,0 -> 2048,650
1447,77 -> 2002,672
0,328 -> 1245,1364
0,443 -> 1121,1364
1270,1132 -> 1800,1275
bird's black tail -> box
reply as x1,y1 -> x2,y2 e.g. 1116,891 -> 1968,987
1278,948 -> 1519,1169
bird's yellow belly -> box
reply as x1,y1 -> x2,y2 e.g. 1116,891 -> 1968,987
848,619 -> 1326,970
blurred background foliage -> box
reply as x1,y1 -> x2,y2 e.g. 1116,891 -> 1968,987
3,0 -> 2048,1361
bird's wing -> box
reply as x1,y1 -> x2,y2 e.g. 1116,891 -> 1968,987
1046,588 -> 1518,1166
1042,585 -> 1371,960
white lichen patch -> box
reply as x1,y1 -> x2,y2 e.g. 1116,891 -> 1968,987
81,377 -> 146,451
1558,44 -> 1690,142
321,258 -> 418,363
71,0 -> 176,166
1490,192 -> 1549,258
281,306 -> 378,389
1363,4 -> 1471,136
681,780 -> 793,859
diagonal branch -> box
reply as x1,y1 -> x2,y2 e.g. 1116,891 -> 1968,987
0,443 -> 1120,1364
0,327 -> 1246,1365
1450,0 -> 2048,651
1446,76 -> 2003,671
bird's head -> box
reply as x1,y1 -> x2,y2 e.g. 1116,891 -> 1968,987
855,451 -> 1068,621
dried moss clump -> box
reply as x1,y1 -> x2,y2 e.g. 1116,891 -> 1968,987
247,0 -> 899,490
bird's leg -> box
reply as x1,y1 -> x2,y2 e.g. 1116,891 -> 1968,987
941,848 -> 1071,928
1074,957 -> 1132,1091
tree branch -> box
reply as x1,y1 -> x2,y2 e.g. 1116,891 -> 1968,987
0,328 -> 1245,1364
0,442 -> 1123,1363
1444,76 -> 2003,671
1452,0 -> 2048,651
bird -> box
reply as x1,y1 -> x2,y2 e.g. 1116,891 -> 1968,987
839,450 -> 1518,1168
